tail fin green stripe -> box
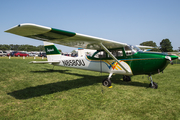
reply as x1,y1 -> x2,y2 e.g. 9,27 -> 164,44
44,45 -> 61,55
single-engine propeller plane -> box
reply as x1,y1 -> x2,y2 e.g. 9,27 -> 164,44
5,23 -> 179,89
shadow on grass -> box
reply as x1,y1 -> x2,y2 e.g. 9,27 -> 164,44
8,69 -> 149,99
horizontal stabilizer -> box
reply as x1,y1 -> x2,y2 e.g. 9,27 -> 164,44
29,61 -> 60,64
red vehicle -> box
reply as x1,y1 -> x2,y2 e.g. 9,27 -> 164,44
14,52 -> 29,57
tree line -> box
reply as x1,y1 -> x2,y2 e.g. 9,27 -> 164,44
0,38 -> 177,52
0,44 -> 45,51
140,38 -> 177,52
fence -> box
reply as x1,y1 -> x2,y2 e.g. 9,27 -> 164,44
172,59 -> 180,64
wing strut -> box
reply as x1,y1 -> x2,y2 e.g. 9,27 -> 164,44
99,43 -> 130,73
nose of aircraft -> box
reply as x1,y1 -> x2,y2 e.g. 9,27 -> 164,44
165,54 -> 179,65
168,55 -> 179,60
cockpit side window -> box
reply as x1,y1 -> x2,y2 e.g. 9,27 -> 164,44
114,49 -> 123,57
90,48 -> 126,59
107,49 -> 124,57
93,51 -> 106,58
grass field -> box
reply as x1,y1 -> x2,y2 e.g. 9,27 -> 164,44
0,57 -> 180,120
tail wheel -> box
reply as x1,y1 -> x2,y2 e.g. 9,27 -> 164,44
102,78 -> 111,87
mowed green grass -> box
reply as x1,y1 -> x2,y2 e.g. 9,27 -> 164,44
0,57 -> 180,120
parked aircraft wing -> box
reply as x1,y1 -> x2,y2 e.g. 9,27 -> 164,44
5,23 -> 128,50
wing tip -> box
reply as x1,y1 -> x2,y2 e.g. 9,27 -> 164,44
5,23 -> 51,36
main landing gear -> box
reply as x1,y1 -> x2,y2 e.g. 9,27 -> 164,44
102,78 -> 111,87
102,74 -> 132,87
123,75 -> 131,82
148,75 -> 158,89
102,73 -> 158,89
102,73 -> 113,87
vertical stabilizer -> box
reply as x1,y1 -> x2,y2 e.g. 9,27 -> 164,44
43,42 -> 61,61
44,42 -> 61,55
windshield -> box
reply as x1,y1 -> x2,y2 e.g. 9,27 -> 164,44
130,45 -> 142,52
125,45 -> 142,55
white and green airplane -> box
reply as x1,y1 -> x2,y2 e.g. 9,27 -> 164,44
5,23 -> 179,89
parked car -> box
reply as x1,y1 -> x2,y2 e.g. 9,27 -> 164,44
38,53 -> 47,57
7,53 -> 10,56
28,53 -> 38,57
7,52 -> 18,56
0,51 -> 7,56
14,52 -> 29,57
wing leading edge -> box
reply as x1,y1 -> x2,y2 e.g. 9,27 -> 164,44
5,23 -> 128,50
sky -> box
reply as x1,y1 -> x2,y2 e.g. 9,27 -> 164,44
1,0 -> 180,52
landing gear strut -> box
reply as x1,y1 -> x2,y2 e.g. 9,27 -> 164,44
102,73 -> 113,87
148,75 -> 158,89
123,75 -> 131,82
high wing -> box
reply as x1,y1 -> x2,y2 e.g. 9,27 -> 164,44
135,45 -> 155,52
5,23 -> 128,50
135,45 -> 155,49
5,23 -> 131,73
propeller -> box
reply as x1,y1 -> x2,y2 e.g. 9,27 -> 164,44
165,56 -> 173,65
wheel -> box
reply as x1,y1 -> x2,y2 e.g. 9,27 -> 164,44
149,82 -> 158,89
102,78 -> 111,87
123,75 -> 131,82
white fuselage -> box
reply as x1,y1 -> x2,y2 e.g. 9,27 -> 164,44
48,55 -> 133,75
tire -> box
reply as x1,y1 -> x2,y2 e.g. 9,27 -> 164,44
149,82 -> 158,89
102,78 -> 111,87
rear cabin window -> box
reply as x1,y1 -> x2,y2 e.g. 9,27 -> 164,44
109,49 -> 123,57
92,48 -> 124,59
